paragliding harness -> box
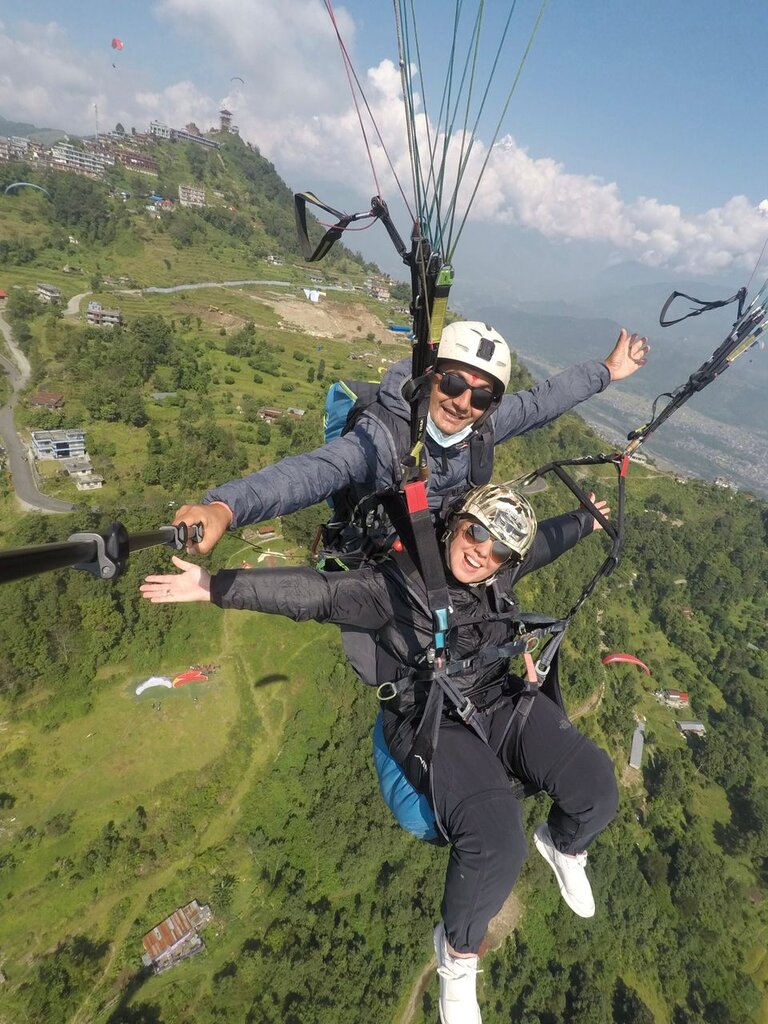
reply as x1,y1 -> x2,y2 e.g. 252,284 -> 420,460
365,273 -> 768,842
371,453 -> 627,842
295,188 -> 630,839
315,377 -> 496,570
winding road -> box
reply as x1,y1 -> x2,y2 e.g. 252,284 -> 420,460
0,305 -> 74,513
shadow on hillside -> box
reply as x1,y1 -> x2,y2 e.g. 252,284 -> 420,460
253,673 -> 289,689
104,966 -> 160,1023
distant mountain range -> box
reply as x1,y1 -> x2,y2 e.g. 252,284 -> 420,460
0,113 -> 67,145
476,301 -> 768,496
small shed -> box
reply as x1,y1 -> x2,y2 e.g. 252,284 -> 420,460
629,720 -> 645,770
676,720 -> 706,737
141,900 -> 212,974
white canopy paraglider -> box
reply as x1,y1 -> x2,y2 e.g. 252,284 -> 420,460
135,675 -> 173,696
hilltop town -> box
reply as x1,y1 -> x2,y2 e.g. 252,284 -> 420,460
1,107 -> 236,180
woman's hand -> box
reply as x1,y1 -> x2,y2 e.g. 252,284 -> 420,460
582,491 -> 611,533
140,555 -> 212,603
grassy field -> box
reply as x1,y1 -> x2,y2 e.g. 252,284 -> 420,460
0,541 -> 353,1020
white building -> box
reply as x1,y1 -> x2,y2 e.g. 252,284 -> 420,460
9,136 -> 30,158
178,184 -> 206,208
660,689 -> 690,709
172,126 -> 219,149
86,301 -> 122,326
31,429 -> 86,460
51,142 -> 113,176
74,472 -> 104,490
149,121 -> 172,140
37,283 -> 62,303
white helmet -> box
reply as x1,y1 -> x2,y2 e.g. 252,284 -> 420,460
437,321 -> 512,393
453,482 -> 537,563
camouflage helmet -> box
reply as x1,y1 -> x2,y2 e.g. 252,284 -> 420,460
453,482 -> 537,563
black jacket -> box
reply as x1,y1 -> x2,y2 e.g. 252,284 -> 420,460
211,509 -> 594,693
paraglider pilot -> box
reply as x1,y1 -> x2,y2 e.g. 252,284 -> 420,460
173,320 -> 649,555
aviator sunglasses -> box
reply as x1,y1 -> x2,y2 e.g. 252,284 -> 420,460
463,521 -> 517,563
436,371 -> 495,411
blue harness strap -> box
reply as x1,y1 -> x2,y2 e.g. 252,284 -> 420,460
372,711 -> 438,842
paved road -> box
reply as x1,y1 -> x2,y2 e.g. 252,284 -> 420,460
63,291 -> 91,318
142,279 -> 293,294
139,279 -> 350,294
0,307 -> 74,513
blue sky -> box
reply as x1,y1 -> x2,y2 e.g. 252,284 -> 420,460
3,1 -> 768,297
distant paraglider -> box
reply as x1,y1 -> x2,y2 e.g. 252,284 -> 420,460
230,76 -> 244,84
4,182 -> 51,198
111,37 -> 124,50
601,653 -> 651,675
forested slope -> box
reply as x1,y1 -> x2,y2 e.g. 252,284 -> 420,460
1,353 -> 766,1023
0,129 -> 766,1024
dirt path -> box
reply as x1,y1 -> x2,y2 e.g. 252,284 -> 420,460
569,679 -> 606,721
63,291 -> 91,318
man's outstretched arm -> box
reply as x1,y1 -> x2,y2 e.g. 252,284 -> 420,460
173,410 -> 401,553
495,328 -> 649,442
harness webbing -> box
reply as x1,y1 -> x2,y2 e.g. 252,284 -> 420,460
294,191 -> 378,264
626,281 -> 768,457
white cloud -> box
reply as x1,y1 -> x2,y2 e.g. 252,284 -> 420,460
134,81 -> 217,131
154,0 -> 354,116
0,21 -> 97,129
1,8 -> 765,278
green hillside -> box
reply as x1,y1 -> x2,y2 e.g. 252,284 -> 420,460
0,132 -> 380,291
0,134 -> 767,1024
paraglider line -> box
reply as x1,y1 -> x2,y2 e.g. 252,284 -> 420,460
323,0 -> 415,221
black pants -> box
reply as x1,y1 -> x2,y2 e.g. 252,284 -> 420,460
384,690 -> 618,954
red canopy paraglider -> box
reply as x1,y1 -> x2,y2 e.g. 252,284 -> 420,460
172,670 -> 208,687
601,653 -> 651,676
111,37 -> 124,50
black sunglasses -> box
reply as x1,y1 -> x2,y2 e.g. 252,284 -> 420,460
436,371 -> 495,411
463,521 -> 516,563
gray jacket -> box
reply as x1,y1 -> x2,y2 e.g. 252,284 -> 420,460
203,357 -> 609,526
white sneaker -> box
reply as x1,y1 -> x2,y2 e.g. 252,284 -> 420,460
433,922 -> 482,1024
533,822 -> 595,918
